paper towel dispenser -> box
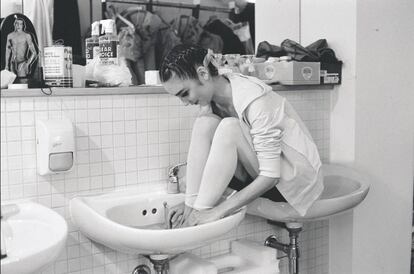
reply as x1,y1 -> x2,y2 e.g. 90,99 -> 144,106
35,118 -> 75,175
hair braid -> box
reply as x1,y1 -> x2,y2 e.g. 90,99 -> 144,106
159,44 -> 218,83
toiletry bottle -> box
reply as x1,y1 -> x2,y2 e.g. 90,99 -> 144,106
85,21 -> 100,64
99,19 -> 119,66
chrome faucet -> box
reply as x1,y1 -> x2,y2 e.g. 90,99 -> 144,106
167,162 -> 186,194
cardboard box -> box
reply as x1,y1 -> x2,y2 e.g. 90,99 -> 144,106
254,61 -> 320,85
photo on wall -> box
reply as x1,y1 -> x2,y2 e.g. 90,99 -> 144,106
0,13 -> 40,86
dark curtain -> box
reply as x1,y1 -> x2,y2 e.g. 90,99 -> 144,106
52,0 -> 83,64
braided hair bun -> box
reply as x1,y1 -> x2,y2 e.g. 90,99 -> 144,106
159,44 -> 218,83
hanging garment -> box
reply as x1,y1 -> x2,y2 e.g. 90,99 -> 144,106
224,19 -> 254,54
229,2 -> 255,46
171,15 -> 203,45
155,24 -> 182,69
118,27 -> 142,85
115,11 -> 143,63
198,31 -> 224,53
125,9 -> 162,70
118,29 -> 142,61
171,15 -> 224,53
204,18 -> 245,54
117,8 -> 163,84
23,0 -> 54,55
151,10 -> 181,68
52,0 -> 82,64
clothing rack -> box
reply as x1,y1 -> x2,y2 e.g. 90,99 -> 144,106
102,0 -> 232,19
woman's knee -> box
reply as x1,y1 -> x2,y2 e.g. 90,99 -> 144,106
214,118 -> 241,141
191,115 -> 221,139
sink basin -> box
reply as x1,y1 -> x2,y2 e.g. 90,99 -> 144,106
247,164 -> 370,223
1,201 -> 68,274
69,183 -> 246,255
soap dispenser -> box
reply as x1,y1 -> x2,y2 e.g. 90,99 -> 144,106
35,118 -> 75,176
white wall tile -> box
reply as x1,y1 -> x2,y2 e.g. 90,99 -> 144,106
100,109 -> 112,122
1,92 -> 331,274
87,109 -> 100,123
112,109 -> 124,121
89,136 -> 101,149
76,110 -> 88,123
7,112 -> 21,126
9,130 -> 22,148
88,123 -> 101,136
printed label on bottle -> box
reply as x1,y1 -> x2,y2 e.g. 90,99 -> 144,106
99,41 -> 119,65
86,42 -> 99,64
44,46 -> 73,87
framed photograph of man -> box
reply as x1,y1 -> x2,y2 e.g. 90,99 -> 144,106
1,13 -> 40,85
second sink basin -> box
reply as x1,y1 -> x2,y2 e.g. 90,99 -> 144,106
247,163 -> 370,223
1,201 -> 68,274
69,183 -> 246,255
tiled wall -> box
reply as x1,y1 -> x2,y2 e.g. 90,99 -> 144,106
0,89 -> 330,274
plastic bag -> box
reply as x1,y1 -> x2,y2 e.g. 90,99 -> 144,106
85,56 -> 99,81
1,70 -> 17,88
118,27 -> 142,61
93,57 -> 132,87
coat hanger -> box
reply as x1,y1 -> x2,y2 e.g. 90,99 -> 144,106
116,12 -> 136,32
105,4 -> 117,20
153,10 -> 172,29
122,5 -> 146,18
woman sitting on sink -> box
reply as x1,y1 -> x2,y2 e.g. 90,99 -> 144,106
160,44 -> 323,228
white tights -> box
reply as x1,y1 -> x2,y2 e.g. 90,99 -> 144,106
185,115 -> 259,210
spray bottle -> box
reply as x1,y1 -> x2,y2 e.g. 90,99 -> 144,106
99,19 -> 119,66
85,21 -> 100,64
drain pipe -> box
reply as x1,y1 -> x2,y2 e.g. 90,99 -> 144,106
265,225 -> 302,274
132,264 -> 151,274
150,257 -> 169,274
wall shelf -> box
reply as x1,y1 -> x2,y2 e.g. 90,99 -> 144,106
0,86 -> 165,98
0,84 -> 334,98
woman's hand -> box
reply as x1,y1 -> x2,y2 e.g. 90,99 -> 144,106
183,208 -> 223,227
167,203 -> 193,229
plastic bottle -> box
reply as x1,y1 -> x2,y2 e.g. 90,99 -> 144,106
85,21 -> 100,65
99,19 -> 119,66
